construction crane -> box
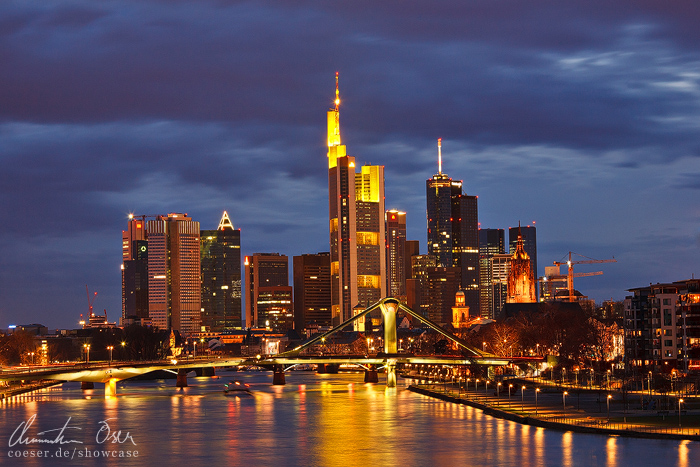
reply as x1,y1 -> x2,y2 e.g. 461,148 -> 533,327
553,252 -> 617,302
86,285 -> 97,316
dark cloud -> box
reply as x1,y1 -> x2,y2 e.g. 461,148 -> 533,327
1,0 -> 699,327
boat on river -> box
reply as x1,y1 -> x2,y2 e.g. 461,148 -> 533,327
223,380 -> 252,395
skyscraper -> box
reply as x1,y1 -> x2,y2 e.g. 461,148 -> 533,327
122,216 -> 149,324
245,253 -> 293,332
200,211 -> 242,331
327,73 -> 386,324
425,266 -> 462,325
479,228 -> 505,319
409,254 -> 438,318
355,165 -> 386,307
426,139 -> 479,313
385,210 -> 406,298
293,252 -> 332,330
147,213 -> 201,334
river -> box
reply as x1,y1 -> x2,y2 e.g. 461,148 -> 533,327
1,370 -> 698,466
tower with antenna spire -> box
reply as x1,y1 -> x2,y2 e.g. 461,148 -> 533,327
425,139 -> 480,319
327,73 -> 386,325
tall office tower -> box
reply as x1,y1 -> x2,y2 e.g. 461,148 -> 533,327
509,224 -> 537,299
245,253 -> 293,332
425,267 -> 462,325
479,229 -> 505,256
122,216 -> 149,323
507,227 -> 536,303
426,139 -> 479,312
385,210 -> 406,298
327,73 -> 386,324
355,165 -> 387,307
200,211 -> 242,331
146,213 -> 201,334
426,139 -> 453,268
479,229 -> 505,319
490,254 -> 511,320
293,252 -> 332,331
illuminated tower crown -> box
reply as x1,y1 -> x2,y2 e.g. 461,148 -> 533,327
327,71 -> 346,168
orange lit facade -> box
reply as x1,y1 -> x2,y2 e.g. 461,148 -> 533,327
386,210 -> 407,298
506,227 -> 536,303
451,290 -> 470,328
327,74 -> 386,324
146,213 -> 201,334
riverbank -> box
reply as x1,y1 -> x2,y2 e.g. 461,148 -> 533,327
408,384 -> 700,441
0,380 -> 61,399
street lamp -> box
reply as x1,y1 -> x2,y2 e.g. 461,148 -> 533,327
497,382 -> 502,406
27,352 -> 35,365
535,388 -> 540,415
107,346 -> 113,364
607,394 -> 612,421
679,399 -> 684,428
83,344 -> 91,363
521,385 -> 526,412
509,384 -> 513,408
483,341 -> 487,353
563,391 -> 568,417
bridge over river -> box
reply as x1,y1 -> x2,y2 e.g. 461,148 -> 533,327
2,299 -> 539,396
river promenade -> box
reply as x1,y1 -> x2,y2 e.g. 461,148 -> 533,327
408,378 -> 700,441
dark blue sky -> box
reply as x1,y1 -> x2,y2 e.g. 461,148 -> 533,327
1,1 -> 699,329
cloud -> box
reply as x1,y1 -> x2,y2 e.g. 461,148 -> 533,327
2,0 -> 700,327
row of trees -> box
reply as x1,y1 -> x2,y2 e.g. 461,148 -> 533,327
405,304 -> 622,370
0,325 -> 171,366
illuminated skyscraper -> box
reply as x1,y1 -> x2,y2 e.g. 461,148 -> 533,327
355,165 -> 386,307
409,254 -> 438,318
479,228 -> 505,319
245,253 -> 293,332
327,73 -> 386,324
200,211 -> 242,331
146,213 -> 201,334
385,210 -> 406,298
426,139 -> 479,313
122,216 -> 149,324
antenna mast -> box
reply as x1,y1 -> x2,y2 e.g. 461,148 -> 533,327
438,138 -> 442,174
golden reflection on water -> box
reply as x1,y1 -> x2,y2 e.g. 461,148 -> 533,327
534,427 -> 545,466
606,436 -> 617,466
679,440 -> 690,467
3,375 -> 699,466
561,431 -> 573,467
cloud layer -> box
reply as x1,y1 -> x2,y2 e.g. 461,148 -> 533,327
1,1 -> 699,327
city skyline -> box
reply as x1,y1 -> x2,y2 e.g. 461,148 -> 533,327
1,1 -> 700,329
